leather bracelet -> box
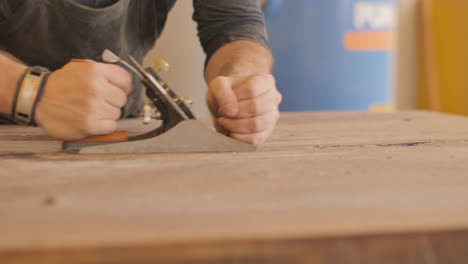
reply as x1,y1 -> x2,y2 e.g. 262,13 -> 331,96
30,72 -> 51,126
13,66 -> 50,126
10,68 -> 29,120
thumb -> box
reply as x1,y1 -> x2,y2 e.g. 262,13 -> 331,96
209,76 -> 238,117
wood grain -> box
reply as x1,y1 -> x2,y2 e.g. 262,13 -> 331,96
3,111 -> 468,154
1,111 -> 468,263
3,230 -> 468,264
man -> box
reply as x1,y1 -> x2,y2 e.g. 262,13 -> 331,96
0,0 -> 281,144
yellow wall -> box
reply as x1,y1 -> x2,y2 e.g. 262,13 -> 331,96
420,0 -> 468,115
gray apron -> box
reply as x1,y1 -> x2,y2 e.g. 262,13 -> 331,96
0,0 -> 174,120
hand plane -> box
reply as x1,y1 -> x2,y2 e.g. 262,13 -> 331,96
62,50 -> 257,154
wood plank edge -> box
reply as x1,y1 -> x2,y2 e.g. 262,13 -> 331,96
1,228 -> 468,264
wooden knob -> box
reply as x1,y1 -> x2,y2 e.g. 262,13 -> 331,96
68,131 -> 129,143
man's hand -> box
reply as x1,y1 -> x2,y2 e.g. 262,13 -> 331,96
35,60 -> 132,141
207,73 -> 282,145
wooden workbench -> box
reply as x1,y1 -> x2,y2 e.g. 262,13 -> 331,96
1,111 -> 468,263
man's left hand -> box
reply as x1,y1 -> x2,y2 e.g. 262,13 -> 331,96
206,74 -> 282,145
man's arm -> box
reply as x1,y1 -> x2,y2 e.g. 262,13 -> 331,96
0,50 -> 132,140
205,40 -> 281,144
0,51 -> 27,115
193,0 -> 282,144
205,40 -> 273,82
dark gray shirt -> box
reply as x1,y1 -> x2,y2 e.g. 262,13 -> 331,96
0,0 -> 268,123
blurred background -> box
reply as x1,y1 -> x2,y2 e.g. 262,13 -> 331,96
146,0 -> 468,117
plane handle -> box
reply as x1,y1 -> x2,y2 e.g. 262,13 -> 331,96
68,131 -> 129,143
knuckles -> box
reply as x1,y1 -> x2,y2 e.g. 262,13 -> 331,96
242,84 -> 259,99
78,119 -> 97,135
248,118 -> 263,133
117,94 -> 128,108
247,100 -> 262,115
248,111 -> 280,133
251,73 -> 275,86
245,133 -> 267,145
77,101 -> 101,134
254,74 -> 276,89
81,98 -> 100,114
209,76 -> 229,92
242,74 -> 276,98
274,110 -> 280,122
276,91 -> 283,104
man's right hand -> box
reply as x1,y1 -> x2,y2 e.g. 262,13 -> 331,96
35,60 -> 132,141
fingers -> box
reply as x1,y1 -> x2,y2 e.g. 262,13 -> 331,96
207,74 -> 282,145
230,128 -> 274,145
96,100 -> 122,121
217,110 -> 280,145
77,62 -> 127,135
208,76 -> 239,117
84,119 -> 118,136
218,110 -> 280,134
236,88 -> 282,118
99,63 -> 133,94
207,74 -> 281,119
73,60 -> 133,95
101,83 -> 128,108
36,60 -> 129,141
233,74 -> 275,100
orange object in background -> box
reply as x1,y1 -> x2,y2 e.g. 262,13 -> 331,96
345,31 -> 395,51
420,0 -> 468,116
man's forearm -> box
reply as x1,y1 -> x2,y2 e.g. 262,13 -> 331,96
0,51 -> 27,115
204,40 -> 280,144
205,40 -> 273,83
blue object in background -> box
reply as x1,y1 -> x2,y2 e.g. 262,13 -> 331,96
263,0 -> 395,112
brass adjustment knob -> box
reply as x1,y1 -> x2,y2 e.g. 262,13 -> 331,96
183,98 -> 193,106
175,97 -> 193,106
153,58 -> 170,72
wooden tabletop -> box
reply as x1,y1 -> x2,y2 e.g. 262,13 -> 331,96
1,111 -> 468,263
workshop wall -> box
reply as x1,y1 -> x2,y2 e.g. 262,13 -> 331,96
395,0 -> 420,110
144,0 -> 210,118
419,0 -> 468,116
144,0 -> 422,115
264,0 -> 396,112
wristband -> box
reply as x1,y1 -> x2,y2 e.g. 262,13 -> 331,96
13,66 -> 50,125
10,68 -> 29,119
30,72 -> 51,126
